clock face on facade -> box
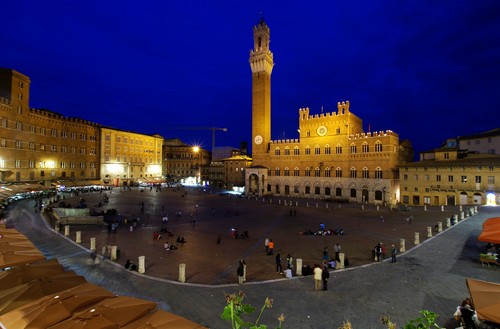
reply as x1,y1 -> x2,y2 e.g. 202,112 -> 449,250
317,125 -> 327,136
254,135 -> 263,145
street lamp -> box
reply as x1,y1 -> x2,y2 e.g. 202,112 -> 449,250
192,146 -> 200,185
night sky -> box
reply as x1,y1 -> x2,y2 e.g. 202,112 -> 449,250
2,1 -> 499,155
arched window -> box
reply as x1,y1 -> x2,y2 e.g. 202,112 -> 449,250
284,147 -> 290,155
362,143 -> 369,153
305,146 -> 311,155
305,167 -> 311,176
284,167 -> 290,176
325,187 -> 331,196
375,167 -> 383,179
314,145 -> 320,155
324,144 -> 331,154
325,167 -> 331,177
350,144 -> 357,154
274,167 -> 280,176
294,146 -> 300,155
375,141 -> 383,152
314,167 -> 321,177
294,167 -> 300,176
350,167 -> 357,178
315,186 -> 321,195
350,188 -> 357,198
336,187 -> 342,197
336,167 -> 342,177
274,147 -> 280,156
305,186 -> 311,194
336,144 -> 342,154
294,185 -> 300,193
362,167 -> 369,178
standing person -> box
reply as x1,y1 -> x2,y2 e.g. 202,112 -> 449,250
237,260 -> 245,285
322,247 -> 329,262
267,239 -> 275,255
334,243 -> 341,261
275,253 -> 283,274
313,265 -> 323,291
286,253 -> 293,270
374,243 -> 382,262
391,244 -> 397,263
322,265 -> 330,291
264,237 -> 270,254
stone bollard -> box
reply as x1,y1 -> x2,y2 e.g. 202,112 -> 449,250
90,237 -> 96,252
424,205 -> 427,211
76,231 -> 81,243
138,256 -> 145,274
461,212 -> 465,220
361,205 -> 364,210
400,239 -> 406,253
459,205 -> 463,212
296,258 -> 303,276
438,222 -> 443,232
336,253 -> 345,269
243,263 -> 247,282
306,202 -> 309,207
414,232 -> 420,245
326,203 -> 328,209
296,201 -> 299,207
279,200 -> 281,205
377,205 -> 379,211
339,204 -> 342,209
446,218 -> 451,227
178,263 -> 186,283
427,226 -> 432,238
55,221 -> 60,232
316,203 -> 319,208
111,246 -> 118,261
64,225 -> 70,237
454,214 -> 459,223
441,205 -> 444,212
474,206 -> 478,213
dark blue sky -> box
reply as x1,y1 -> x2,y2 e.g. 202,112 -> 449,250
2,1 -> 499,154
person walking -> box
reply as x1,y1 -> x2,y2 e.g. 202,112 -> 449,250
374,243 -> 382,262
391,244 -> 397,263
322,265 -> 330,291
237,260 -> 245,285
264,237 -> 270,254
334,243 -> 341,261
275,253 -> 283,274
322,247 -> 329,262
286,253 -> 293,270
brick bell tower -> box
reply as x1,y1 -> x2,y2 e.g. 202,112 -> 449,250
249,18 -> 274,160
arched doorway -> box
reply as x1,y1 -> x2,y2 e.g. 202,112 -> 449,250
362,188 -> 369,203
248,174 -> 259,195
459,192 -> 468,205
473,193 -> 482,205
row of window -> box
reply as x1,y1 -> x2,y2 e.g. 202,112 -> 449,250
103,154 -> 158,164
265,184 -> 385,200
0,159 -> 95,169
111,145 -> 156,154
0,118 -> 97,141
273,142 -> 384,156
1,139 -> 95,155
403,174 -> 495,184
105,135 -> 156,146
268,167 -> 384,179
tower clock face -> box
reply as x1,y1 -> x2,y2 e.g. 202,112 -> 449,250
317,125 -> 327,136
254,135 -> 263,145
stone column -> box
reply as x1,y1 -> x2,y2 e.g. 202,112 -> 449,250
437,222 -> 443,232
427,226 -> 432,238
76,231 -> 81,243
90,237 -> 96,252
64,225 -> 70,237
138,256 -> 145,274
400,239 -> 406,253
179,263 -> 186,283
111,246 -> 118,261
414,232 -> 420,245
296,258 -> 303,276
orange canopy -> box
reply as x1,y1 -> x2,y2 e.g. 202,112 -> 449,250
466,278 -> 500,324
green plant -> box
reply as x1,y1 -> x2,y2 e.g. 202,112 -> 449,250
403,310 -> 442,329
221,291 -> 284,329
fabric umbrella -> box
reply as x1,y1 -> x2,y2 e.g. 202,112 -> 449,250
0,249 -> 45,270
0,258 -> 63,290
466,278 -> 500,324
121,309 -> 208,329
477,227 -> 500,244
0,282 -> 114,329
0,271 -> 87,315
48,296 -> 157,329
483,217 -> 500,228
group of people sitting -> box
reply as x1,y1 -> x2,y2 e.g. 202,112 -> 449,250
152,231 -> 162,240
163,242 -> 177,250
300,228 -> 344,236
124,259 -> 138,271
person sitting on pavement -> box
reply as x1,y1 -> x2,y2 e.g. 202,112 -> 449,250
153,231 -> 161,240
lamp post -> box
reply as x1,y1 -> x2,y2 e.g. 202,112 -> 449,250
193,146 -> 200,185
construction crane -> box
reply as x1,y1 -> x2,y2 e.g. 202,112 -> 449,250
170,127 -> 228,151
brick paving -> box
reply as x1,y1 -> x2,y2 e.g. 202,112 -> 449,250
5,187 -> 500,329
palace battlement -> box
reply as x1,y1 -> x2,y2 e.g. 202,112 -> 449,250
299,101 -> 351,121
349,130 -> 397,139
270,139 -> 299,144
0,97 -> 10,105
30,108 -> 99,126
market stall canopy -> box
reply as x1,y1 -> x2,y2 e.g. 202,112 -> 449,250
0,282 -> 114,329
483,217 -> 500,229
121,309 -> 208,329
478,226 -> 500,244
0,271 -> 87,315
0,259 -> 64,290
466,278 -> 500,325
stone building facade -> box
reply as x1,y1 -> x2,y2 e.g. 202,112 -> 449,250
100,127 -> 163,186
245,19 -> 412,205
162,138 -> 211,185
0,69 -> 100,185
